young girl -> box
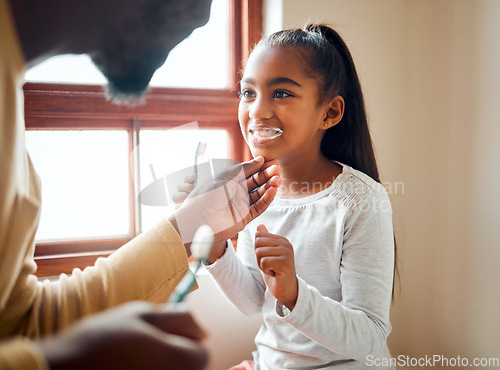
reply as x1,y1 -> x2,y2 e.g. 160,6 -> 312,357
205,24 -> 395,369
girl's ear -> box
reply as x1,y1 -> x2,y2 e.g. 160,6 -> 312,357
322,95 -> 344,129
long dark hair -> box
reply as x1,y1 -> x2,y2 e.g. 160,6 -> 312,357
259,24 -> 380,182
257,25 -> 399,299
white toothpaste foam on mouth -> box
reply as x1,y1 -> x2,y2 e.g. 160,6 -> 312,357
249,127 -> 283,140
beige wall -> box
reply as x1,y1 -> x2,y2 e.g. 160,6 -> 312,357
265,0 -> 500,365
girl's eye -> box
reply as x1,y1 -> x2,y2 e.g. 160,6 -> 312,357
273,90 -> 292,99
239,89 -> 255,99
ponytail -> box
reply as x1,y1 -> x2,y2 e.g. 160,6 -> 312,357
312,25 -> 380,183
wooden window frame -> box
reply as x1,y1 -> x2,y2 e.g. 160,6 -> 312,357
26,0 -> 262,278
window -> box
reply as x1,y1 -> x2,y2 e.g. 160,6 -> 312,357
26,130 -> 131,241
26,0 -> 263,278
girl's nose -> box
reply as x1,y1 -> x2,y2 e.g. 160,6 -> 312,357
248,97 -> 273,120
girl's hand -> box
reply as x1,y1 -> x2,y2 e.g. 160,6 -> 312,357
254,224 -> 298,311
172,174 -> 196,209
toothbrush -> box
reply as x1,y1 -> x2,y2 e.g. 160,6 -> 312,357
168,225 -> 214,303
192,142 -> 207,185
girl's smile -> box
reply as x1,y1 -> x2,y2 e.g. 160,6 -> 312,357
247,126 -> 283,145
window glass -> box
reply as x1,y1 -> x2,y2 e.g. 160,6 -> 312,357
138,128 -> 228,231
24,0 -> 229,89
26,130 -> 130,241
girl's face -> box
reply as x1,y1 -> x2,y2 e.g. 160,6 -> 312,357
238,45 -> 331,163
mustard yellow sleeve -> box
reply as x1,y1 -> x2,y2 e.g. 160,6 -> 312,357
25,219 -> 189,337
0,337 -> 48,370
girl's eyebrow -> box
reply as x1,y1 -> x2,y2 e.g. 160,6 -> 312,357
240,77 -> 302,87
268,77 -> 302,87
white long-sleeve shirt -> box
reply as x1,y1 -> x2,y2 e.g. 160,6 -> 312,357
206,164 -> 395,369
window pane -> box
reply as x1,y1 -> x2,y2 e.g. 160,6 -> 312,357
26,130 -> 130,241
24,0 -> 229,89
139,128 -> 228,231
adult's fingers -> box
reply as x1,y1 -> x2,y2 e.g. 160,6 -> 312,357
152,334 -> 208,370
230,174 -> 279,226
141,304 -> 207,341
240,156 -> 265,179
244,162 -> 280,193
213,156 -> 265,186
40,301 -> 209,370
248,175 -> 281,205
246,185 -> 278,223
153,333 -> 208,370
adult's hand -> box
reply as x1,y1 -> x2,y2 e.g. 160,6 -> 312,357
169,156 -> 280,247
38,302 -> 207,370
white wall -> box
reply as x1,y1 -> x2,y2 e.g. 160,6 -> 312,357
267,0 -> 500,365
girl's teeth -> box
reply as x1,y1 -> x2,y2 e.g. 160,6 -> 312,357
249,127 -> 283,139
